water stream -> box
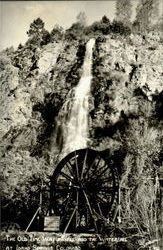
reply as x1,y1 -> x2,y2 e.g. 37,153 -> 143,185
62,38 -> 95,156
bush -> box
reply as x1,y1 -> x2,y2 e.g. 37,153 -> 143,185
1,150 -> 52,230
111,20 -> 131,36
117,117 -> 161,239
85,16 -> 111,36
65,22 -> 85,41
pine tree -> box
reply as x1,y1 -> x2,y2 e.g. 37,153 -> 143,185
115,0 -> 132,25
134,0 -> 160,32
102,15 -> 111,25
27,18 -> 45,37
51,25 -> 63,42
27,18 -> 50,47
18,43 -> 23,50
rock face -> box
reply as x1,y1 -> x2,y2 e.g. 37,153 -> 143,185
92,35 -> 162,122
89,34 -> 162,150
0,31 -> 162,232
38,42 -> 63,74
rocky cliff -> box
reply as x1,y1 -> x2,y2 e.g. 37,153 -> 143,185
0,30 -> 162,238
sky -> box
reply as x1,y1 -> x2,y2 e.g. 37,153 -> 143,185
0,0 -> 159,50
0,0 -> 115,50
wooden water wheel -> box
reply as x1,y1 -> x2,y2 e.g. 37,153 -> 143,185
49,148 -> 119,233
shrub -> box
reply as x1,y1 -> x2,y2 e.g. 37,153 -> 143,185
50,25 -> 64,42
85,16 -> 111,36
111,20 -> 131,36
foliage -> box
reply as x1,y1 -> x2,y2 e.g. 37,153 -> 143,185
118,117 -> 161,238
64,12 -> 88,41
50,24 -> 64,42
76,11 -> 87,27
1,150 -> 52,229
12,45 -> 40,79
27,18 -> 44,37
40,29 -> 51,46
85,16 -> 111,36
26,17 -> 50,47
115,0 -> 132,26
111,20 -> 131,36
153,91 -> 163,122
18,43 -> 23,50
1,47 -> 15,58
65,22 -> 85,41
134,0 -> 160,32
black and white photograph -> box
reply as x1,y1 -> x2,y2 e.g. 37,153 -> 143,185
0,0 -> 163,249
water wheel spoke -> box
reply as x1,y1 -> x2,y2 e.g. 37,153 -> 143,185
86,162 -> 107,182
97,203 -> 102,216
76,190 -> 79,228
81,149 -> 88,179
95,164 -> 110,178
66,161 -> 74,177
83,156 -> 101,180
90,171 -> 113,186
60,171 -> 75,184
94,209 -> 104,220
83,190 -> 98,232
95,194 -> 109,205
54,182 -> 73,189
74,151 -> 79,181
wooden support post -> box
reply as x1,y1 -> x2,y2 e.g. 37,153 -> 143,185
25,207 -> 40,232
117,184 -> 121,224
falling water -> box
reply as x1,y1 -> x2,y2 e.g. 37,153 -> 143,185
62,38 -> 95,156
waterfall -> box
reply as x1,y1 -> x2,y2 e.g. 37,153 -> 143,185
62,38 -> 95,156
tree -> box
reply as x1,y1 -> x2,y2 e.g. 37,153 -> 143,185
115,0 -> 132,26
134,0 -> 160,32
41,29 -> 51,46
76,12 -> 87,27
85,16 -> 111,36
27,17 -> 44,37
18,43 -> 23,50
27,18 -> 50,47
101,16 -> 111,34
102,15 -> 111,25
111,20 -> 131,36
64,12 -> 87,41
50,25 -> 64,42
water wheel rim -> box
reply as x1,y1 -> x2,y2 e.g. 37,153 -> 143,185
50,148 -> 119,232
